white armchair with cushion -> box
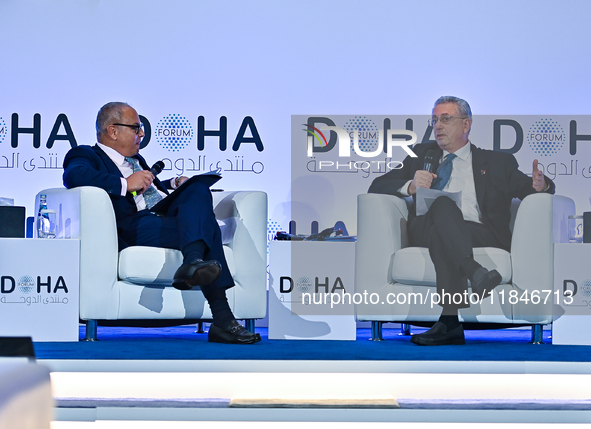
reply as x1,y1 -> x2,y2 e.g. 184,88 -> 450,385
355,193 -> 574,343
36,187 -> 268,340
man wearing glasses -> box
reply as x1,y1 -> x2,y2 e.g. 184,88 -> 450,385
368,96 -> 554,346
62,102 -> 261,344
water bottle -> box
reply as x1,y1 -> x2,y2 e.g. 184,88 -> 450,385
37,194 -> 48,238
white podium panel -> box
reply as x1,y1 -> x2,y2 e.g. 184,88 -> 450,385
0,238 -> 80,342
268,241 -> 356,340
553,243 -> 591,345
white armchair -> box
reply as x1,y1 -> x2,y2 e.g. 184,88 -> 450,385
355,193 -> 574,343
36,187 -> 268,340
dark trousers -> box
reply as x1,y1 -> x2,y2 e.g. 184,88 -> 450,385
118,181 -> 234,289
409,196 -> 500,308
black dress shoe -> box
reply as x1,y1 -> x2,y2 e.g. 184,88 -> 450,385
471,267 -> 502,299
208,320 -> 262,344
172,259 -> 222,291
410,321 -> 465,346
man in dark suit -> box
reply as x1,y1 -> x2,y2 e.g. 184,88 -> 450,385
368,96 -> 554,346
63,102 -> 261,344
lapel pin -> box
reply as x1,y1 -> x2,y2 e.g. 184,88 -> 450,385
481,170 -> 486,175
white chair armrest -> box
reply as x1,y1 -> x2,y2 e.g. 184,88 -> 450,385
511,194 -> 574,322
511,194 -> 574,293
38,187 -> 119,320
213,191 -> 268,319
355,193 -> 409,292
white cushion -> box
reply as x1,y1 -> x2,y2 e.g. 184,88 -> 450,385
118,245 -> 237,286
391,247 -> 512,286
118,246 -> 184,285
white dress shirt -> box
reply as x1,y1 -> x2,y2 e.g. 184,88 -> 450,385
441,143 -> 481,223
400,142 -> 482,223
97,142 -> 167,211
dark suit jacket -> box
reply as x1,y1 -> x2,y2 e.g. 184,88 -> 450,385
62,144 -> 172,236
368,142 -> 555,251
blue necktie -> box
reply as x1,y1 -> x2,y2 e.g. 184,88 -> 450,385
124,156 -> 163,209
431,153 -> 457,190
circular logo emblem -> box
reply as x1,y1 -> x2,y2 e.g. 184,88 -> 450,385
18,275 -> 35,294
296,276 -> 313,294
155,114 -> 193,152
267,219 -> 282,241
344,116 -> 379,153
0,117 -> 6,145
527,119 -> 565,156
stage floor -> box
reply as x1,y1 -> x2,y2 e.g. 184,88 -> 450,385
34,326 -> 591,362
34,326 -> 591,426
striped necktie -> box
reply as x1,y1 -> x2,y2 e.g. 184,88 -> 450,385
431,153 -> 457,190
124,156 -> 163,209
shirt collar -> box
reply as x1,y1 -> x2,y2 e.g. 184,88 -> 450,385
443,141 -> 471,161
97,142 -> 127,166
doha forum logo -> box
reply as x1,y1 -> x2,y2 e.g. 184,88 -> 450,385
343,116 -> 379,153
0,117 -> 6,144
17,275 -> 35,294
296,276 -> 314,294
527,118 -> 566,156
155,114 -> 194,152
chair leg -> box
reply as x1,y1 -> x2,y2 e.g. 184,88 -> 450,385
244,319 -> 255,333
399,323 -> 411,336
370,321 -> 384,341
530,324 -> 544,344
195,322 -> 205,333
83,320 -> 98,342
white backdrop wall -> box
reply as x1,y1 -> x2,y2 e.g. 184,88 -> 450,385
1,0 -> 591,237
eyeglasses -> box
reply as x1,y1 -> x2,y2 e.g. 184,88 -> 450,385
113,123 -> 144,135
428,115 -> 467,127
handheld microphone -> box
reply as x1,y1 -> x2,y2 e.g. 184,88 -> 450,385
423,150 -> 438,173
130,160 -> 165,197
150,160 -> 165,176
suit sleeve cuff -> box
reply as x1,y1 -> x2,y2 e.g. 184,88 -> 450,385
398,180 -> 412,196
120,178 -> 128,196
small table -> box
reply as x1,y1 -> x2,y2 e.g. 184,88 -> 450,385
0,238 -> 79,342
552,243 -> 591,345
268,241 -> 356,340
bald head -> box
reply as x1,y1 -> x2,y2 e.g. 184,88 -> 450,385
96,102 -> 131,142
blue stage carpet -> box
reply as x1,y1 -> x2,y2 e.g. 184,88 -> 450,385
32,326 -> 591,362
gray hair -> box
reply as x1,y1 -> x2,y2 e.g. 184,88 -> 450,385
434,96 -> 472,120
96,102 -> 131,139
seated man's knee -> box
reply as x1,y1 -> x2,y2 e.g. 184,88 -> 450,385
429,196 -> 461,216
179,181 -> 213,200
429,196 -> 464,219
